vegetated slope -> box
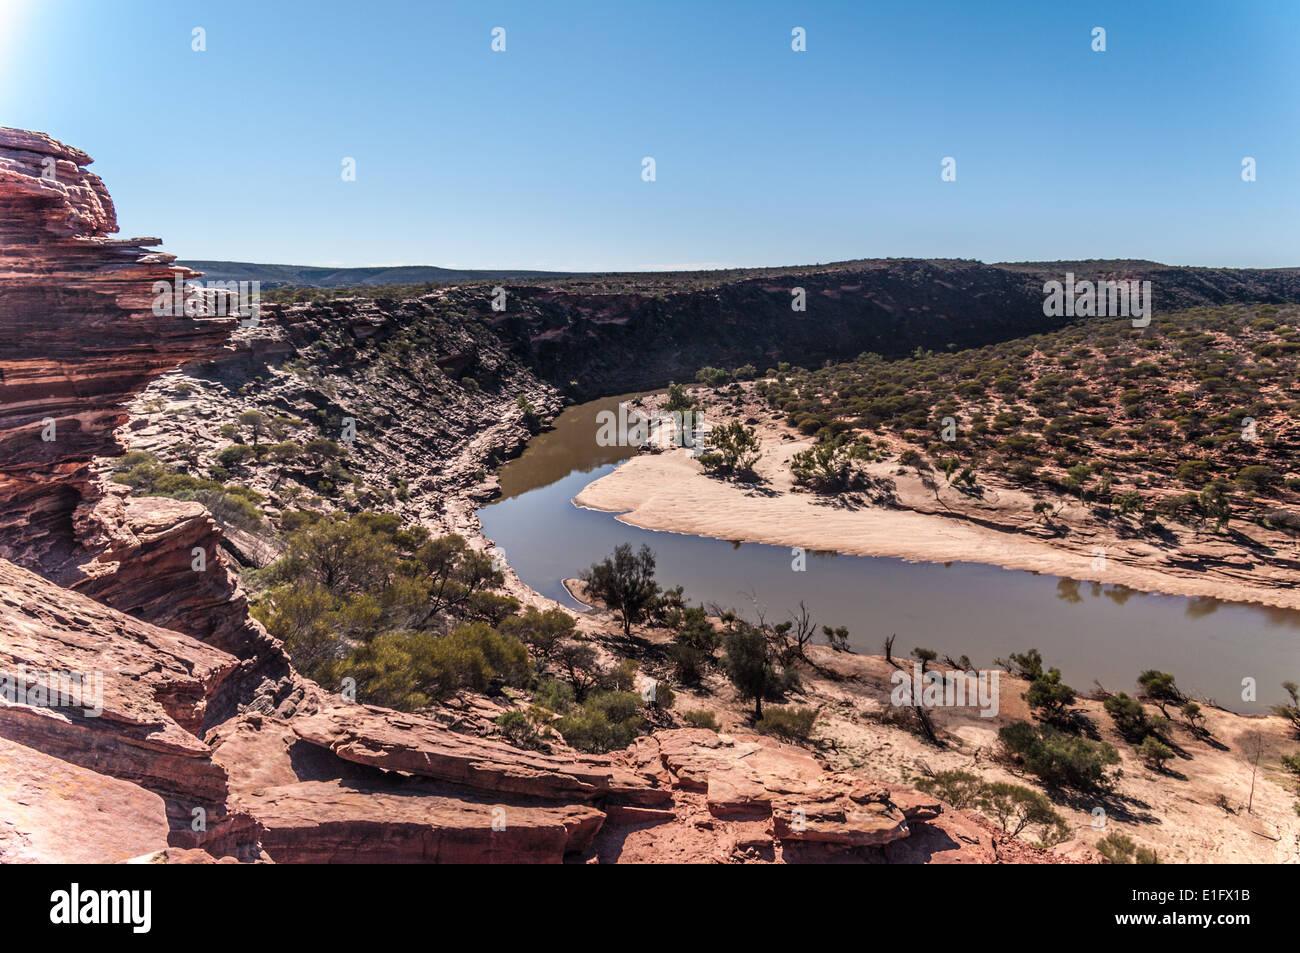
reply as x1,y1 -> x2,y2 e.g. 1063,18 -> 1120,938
761,301 -> 1300,535
443,259 -> 1300,398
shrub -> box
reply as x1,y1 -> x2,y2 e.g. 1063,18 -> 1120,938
1103,692 -> 1151,742
495,709 -> 549,751
337,623 -> 531,710
914,769 -> 985,810
1096,832 -> 1159,864
499,606 -> 574,661
667,605 -> 719,683
699,420 -> 761,476
1023,667 -> 1076,725
682,709 -> 719,731
790,438 -> 863,493
695,366 -> 731,388
998,720 -> 1120,791
1137,735 -> 1175,772
755,706 -> 816,742
977,781 -> 1069,844
216,444 -> 254,468
663,382 -> 697,412
553,691 -> 646,753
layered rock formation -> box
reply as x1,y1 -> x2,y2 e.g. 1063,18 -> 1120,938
0,128 -> 236,571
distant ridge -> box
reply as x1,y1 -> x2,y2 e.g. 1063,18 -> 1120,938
181,258 -> 1300,292
177,260 -> 581,289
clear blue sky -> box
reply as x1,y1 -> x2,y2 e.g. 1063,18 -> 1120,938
2,0 -> 1296,270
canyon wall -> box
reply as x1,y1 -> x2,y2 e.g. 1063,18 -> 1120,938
456,260 -> 1300,398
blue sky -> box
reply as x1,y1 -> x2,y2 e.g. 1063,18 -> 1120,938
2,0 -> 1296,270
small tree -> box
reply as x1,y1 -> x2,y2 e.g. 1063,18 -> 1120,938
1024,667 -> 1077,726
1137,735 -> 1175,772
580,543 -> 661,637
1007,648 -> 1045,680
822,624 -> 850,652
699,420 -> 761,477
977,781 -> 1068,842
912,646 -> 938,673
778,601 -> 816,661
1137,670 -> 1182,715
555,642 -> 601,703
723,621 -> 778,720
1244,729 -> 1266,813
1180,700 -> 1207,735
238,409 -> 267,446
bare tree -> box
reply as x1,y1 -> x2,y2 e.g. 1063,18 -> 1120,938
784,601 -> 816,661
1243,729 -> 1266,814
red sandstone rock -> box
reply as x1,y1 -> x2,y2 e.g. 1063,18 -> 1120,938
289,697 -> 671,806
0,127 -> 235,571
0,736 -> 172,863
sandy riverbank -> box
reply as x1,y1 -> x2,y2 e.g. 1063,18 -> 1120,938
574,393 -> 1300,612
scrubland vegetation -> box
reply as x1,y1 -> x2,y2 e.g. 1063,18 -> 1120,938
754,303 -> 1300,532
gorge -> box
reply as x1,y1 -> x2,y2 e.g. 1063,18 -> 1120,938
3,126 -> 1300,865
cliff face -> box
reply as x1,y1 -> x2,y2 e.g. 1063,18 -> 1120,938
0,128 -> 235,571
481,260 -> 1300,398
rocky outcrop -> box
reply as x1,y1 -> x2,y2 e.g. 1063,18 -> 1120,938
288,700 -> 670,806
0,127 -> 236,571
588,729 -> 1089,863
0,127 -> 284,712
0,735 -> 173,864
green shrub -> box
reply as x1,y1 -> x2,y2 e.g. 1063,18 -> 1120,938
337,623 -> 531,710
682,709 -> 719,731
915,770 -> 985,809
998,720 -> 1120,791
1096,832 -> 1159,864
755,706 -> 816,742
495,709 -> 549,751
554,691 -> 646,753
1103,692 -> 1151,742
1137,735 -> 1175,771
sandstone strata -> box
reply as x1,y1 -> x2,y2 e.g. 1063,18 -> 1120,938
0,127 -> 235,571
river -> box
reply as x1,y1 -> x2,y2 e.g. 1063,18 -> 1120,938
479,393 -> 1300,713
